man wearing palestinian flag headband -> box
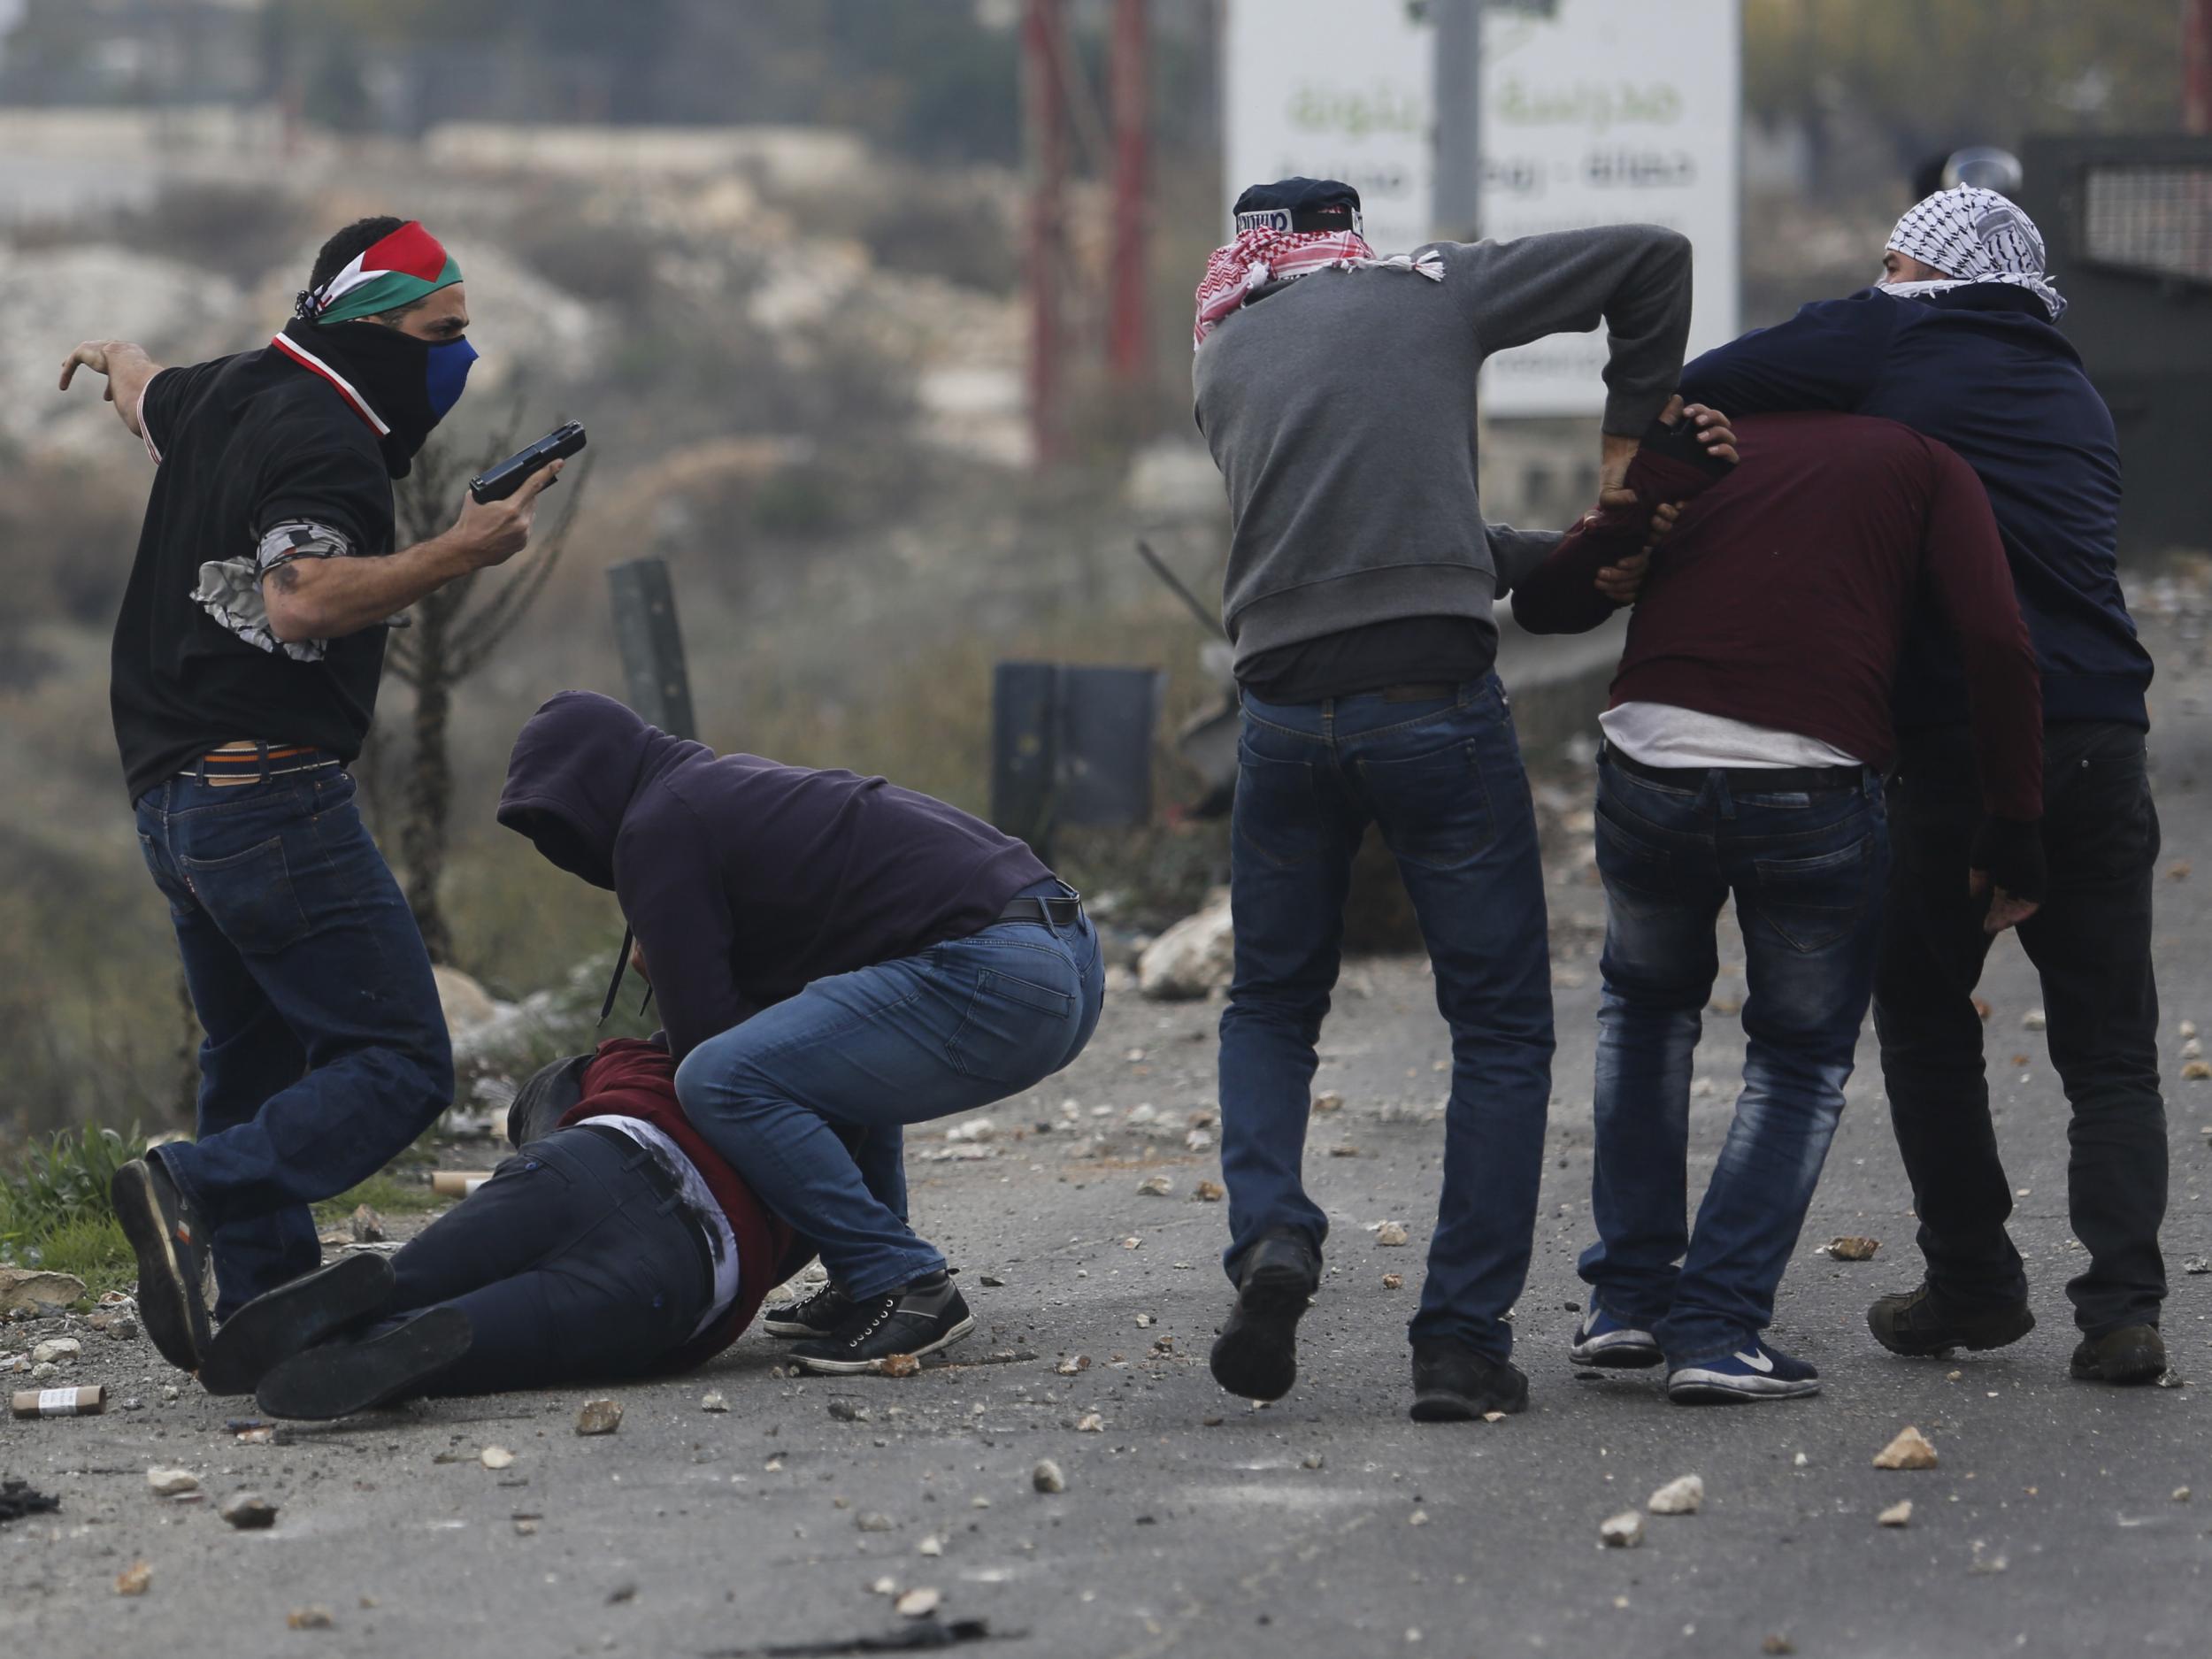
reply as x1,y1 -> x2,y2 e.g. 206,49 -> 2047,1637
59,218 -> 566,1383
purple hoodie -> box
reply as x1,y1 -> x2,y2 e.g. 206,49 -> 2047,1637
497,691 -> 1051,1058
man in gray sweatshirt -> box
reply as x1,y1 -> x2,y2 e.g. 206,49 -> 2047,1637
1193,177 -> 1693,1421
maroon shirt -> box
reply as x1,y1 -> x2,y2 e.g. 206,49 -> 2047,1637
1512,412 -> 2042,822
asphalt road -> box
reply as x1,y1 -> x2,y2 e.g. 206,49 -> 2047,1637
5,611 -> 2211,1659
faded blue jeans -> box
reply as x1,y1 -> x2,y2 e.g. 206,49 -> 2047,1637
1578,754 -> 1888,1364
1219,676 -> 1554,1361
676,885 -> 1104,1298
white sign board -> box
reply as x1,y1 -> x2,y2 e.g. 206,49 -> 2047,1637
1220,0 -> 1432,261
1478,0 -> 1741,417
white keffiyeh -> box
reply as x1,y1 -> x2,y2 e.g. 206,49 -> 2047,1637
1883,186 -> 2066,320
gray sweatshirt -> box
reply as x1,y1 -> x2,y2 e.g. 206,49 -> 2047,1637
1192,225 -> 1694,679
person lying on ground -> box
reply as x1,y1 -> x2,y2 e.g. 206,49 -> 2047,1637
1678,188 -> 2170,1386
495,691 -> 1104,1376
202,1025 -> 811,1417
63,217 -> 562,1377
1512,397 -> 2043,1405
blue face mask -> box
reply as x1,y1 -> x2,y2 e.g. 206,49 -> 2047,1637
425,337 -> 478,423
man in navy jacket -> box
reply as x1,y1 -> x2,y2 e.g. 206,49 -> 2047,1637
1680,187 -> 2169,1385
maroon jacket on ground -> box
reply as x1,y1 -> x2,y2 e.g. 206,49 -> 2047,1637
1511,412 -> 2042,821
556,1038 -> 810,1371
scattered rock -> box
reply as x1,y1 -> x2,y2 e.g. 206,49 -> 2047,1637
1646,1474 -> 1703,1515
871,1576 -> 898,1596
1407,1509 -> 1429,1526
115,1560 -> 153,1595
895,1587 -> 941,1619
349,1204 -> 388,1243
2184,1061 -> 2212,1082
700,1391 -> 728,1412
2185,1038 -> 2204,1060
2174,1486 -> 2192,1502
1137,896 -> 1234,1000
480,1446 -> 516,1471
1878,1500 -> 1913,1527
1184,1128 -> 1215,1153
917,1534 -> 945,1556
1381,1273 -> 1404,1290
0,1269 -> 87,1314
2183,1257 -> 2210,1276
1970,1541 -> 2008,1574
235,1426 -> 274,1445
856,1511 -> 895,1532
287,1606 -> 334,1630
575,1399 -> 624,1436
2181,1019 -> 2200,1040
828,1400 -> 872,1423
979,1274 -> 1006,1287
1032,1459 -> 1067,1494
1375,1222 -> 1410,1248
1075,1412 -> 1104,1432
1481,1410 -> 1507,1424
30,1338 -> 81,1366
2169,860 -> 2192,882
1600,1511 -> 1644,1548
1762,1639 -> 1796,1656
28,1362 -> 58,1381
1137,1174 -> 1173,1197
1301,1452 -> 1325,1470
1823,1236 -> 1881,1261
1329,1143 -> 1361,1158
944,1117 -> 996,1144
1313,1092 -> 1344,1114
875,1353 -> 922,1378
1971,998 -> 1993,1021
219,1491 -> 278,1530
1193,1180 -> 1225,1203
1872,1426 -> 1939,1470
513,1517 -> 539,1536
1055,1356 -> 1089,1376
146,1467 -> 201,1497
104,1315 -> 138,1341
2022,1009 -> 2047,1031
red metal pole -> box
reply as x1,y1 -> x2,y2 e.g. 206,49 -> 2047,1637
1024,0 -> 1068,468
2190,0 -> 2212,133
1107,0 -> 1150,389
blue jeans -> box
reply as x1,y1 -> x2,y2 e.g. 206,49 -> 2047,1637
675,886 -> 1104,1298
1219,676 -> 1554,1360
134,766 -> 453,1319
1579,756 -> 1888,1363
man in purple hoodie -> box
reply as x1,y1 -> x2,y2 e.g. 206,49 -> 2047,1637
497,692 -> 1105,1373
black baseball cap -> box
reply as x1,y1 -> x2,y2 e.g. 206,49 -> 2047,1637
1233,177 -> 1363,237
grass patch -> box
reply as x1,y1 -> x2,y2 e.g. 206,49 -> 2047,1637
312,1172 -> 446,1224
0,1123 -> 148,1302
18,1213 -> 134,1299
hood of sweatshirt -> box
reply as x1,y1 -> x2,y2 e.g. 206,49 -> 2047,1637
495,690 -> 696,891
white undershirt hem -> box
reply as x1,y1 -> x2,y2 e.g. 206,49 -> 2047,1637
1601,702 -> 1863,771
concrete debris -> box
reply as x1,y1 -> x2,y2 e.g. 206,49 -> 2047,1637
1329,1144 -> 1361,1158
30,1338 -> 81,1365
1075,1412 -> 1104,1432
1878,1500 -> 1913,1527
1408,1509 -> 1429,1526
513,1517 -> 539,1536
2183,1257 -> 2210,1276
235,1426 -> 273,1445
1137,1174 -> 1173,1196
349,1204 -> 388,1243
1481,1411 -> 1507,1424
1313,1092 -> 1344,1113
219,1491 -> 278,1530
1185,1128 -> 1215,1153
1793,1452 -> 1809,1466
1873,1426 -> 1939,1470
2183,1061 -> 2212,1081
1822,1237 -> 1881,1261
287,1606 -> 335,1630
1194,1180 -> 1225,1203
872,1576 -> 899,1595
1137,896 -> 1234,1001
1032,1460 -> 1067,1494
1375,1222 -> 1411,1248
944,1117 -> 996,1144
2022,1009 -> 2047,1031
1302,1453 -> 1325,1470
575,1399 -> 624,1435
481,1447 -> 516,1471
979,1274 -> 1007,1287
1382,1273 -> 1404,1290
28,1363 -> 58,1381
700,1391 -> 729,1412
918,1533 -> 946,1556
2181,1019 -> 2200,1040
1056,1356 -> 1090,1375
895,1587 -> 941,1618
2173,1486 -> 2192,1502
828,1400 -> 872,1423
1599,1511 -> 1644,1548
115,1560 -> 153,1595
2184,1038 -> 2204,1060
146,1467 -> 200,1496
0,1269 -> 86,1314
1646,1475 -> 1703,1515
875,1353 -> 922,1378
1134,1313 -> 1155,1328
856,1512 -> 895,1532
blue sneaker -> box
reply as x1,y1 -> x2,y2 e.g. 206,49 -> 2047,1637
1570,1304 -> 1663,1369
1667,1340 -> 1821,1404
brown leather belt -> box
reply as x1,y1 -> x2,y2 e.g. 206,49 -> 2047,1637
193,741 -> 342,787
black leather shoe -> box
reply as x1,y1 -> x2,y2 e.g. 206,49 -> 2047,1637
2070,1324 -> 2166,1385
257,1306 -> 472,1420
789,1274 -> 974,1374
200,1253 -> 396,1396
1409,1339 -> 1529,1422
762,1281 -> 855,1340
1209,1227 -> 1321,1402
111,1157 -> 213,1374
1867,1280 -> 2034,1357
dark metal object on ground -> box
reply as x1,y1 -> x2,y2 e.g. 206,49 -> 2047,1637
0,1479 -> 61,1523
990,663 -> 1162,858
706,1617 -> 1015,1656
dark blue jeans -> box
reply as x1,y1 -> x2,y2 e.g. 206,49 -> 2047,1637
1218,676 -> 1554,1361
379,1125 -> 711,1396
677,890 -> 1105,1299
134,766 -> 452,1318
1579,757 -> 1888,1363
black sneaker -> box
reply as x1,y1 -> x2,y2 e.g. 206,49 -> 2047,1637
111,1156 -> 213,1374
199,1253 -> 396,1396
788,1275 -> 974,1374
1209,1227 -> 1320,1403
1867,1280 -> 2034,1357
761,1281 -> 854,1340
2070,1324 -> 2166,1385
256,1306 -> 472,1420
1409,1339 -> 1530,1422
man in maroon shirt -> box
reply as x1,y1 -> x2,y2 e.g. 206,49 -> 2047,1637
1512,403 -> 2043,1403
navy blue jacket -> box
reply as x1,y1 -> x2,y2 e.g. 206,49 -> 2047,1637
1679,285 -> 2151,730
497,692 -> 1050,1059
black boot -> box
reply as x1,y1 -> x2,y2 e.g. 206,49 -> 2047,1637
110,1156 -> 212,1374
1867,1279 -> 2034,1357
2070,1324 -> 2166,1385
1209,1227 -> 1320,1402
1409,1339 -> 1529,1422
200,1253 -> 396,1396
789,1273 -> 974,1374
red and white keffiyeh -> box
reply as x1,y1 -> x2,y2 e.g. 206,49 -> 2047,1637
1193,227 -> 1442,348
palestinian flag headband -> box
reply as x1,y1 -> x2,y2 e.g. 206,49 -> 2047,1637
296,221 -> 463,326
